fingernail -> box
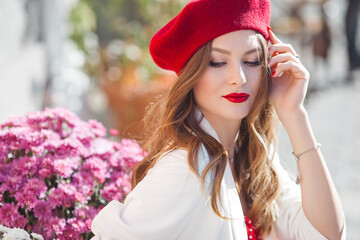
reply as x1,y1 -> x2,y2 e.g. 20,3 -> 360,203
267,26 -> 273,32
270,71 -> 276,78
272,51 -> 279,57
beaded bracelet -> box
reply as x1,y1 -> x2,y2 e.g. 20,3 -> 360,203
292,143 -> 321,184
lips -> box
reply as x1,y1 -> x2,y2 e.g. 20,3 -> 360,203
222,93 -> 250,103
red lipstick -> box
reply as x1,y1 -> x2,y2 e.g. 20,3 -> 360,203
223,93 -> 250,103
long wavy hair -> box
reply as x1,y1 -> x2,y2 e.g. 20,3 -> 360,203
131,32 -> 280,236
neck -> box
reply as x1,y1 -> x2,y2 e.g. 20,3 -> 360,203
204,117 -> 241,160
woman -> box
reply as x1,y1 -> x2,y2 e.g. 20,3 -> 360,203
91,0 -> 345,239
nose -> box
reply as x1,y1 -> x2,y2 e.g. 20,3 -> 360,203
228,62 -> 246,86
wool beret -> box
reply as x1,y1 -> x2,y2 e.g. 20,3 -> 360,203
149,0 -> 271,75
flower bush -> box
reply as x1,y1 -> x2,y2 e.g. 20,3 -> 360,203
0,108 -> 145,239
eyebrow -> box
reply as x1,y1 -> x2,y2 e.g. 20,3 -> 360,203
211,47 -> 262,56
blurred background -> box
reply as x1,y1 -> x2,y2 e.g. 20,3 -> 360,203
0,0 -> 359,238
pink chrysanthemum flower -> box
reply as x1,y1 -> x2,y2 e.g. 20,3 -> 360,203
0,107 -> 144,239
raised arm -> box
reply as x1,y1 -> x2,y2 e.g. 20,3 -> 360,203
267,27 -> 345,240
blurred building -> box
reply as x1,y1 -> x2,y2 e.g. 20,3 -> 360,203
0,0 -> 104,124
0,0 -> 46,121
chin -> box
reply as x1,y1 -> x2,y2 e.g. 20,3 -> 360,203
227,107 -> 251,119
199,106 -> 250,123
222,111 -> 250,121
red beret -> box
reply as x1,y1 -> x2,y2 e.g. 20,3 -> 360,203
149,0 -> 271,75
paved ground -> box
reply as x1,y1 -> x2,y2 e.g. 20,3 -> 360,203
277,78 -> 360,240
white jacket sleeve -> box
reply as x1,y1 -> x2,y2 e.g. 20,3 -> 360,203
90,149 -> 203,240
272,152 -> 346,240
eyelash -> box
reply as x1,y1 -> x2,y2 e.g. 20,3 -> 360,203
209,61 -> 261,67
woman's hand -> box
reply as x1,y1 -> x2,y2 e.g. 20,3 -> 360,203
267,27 -> 310,121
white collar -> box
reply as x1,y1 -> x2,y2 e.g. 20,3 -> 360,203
194,107 -> 247,239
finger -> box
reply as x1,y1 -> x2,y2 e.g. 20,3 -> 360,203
271,62 -> 307,79
268,51 -> 280,76
267,26 -> 282,45
268,52 -> 300,68
269,44 -> 298,58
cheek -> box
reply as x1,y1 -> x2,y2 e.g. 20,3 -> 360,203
246,69 -> 262,90
193,73 -> 221,98
193,82 -> 209,106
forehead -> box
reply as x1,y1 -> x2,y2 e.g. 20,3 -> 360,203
212,30 -> 259,48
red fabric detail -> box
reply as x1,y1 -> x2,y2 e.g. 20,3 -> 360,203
149,0 -> 271,74
244,216 -> 261,240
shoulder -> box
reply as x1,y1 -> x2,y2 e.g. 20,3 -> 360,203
91,149 -> 207,239
156,148 -> 189,166
148,148 -> 191,175
131,148 -> 201,193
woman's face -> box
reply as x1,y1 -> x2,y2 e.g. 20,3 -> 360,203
193,30 -> 264,124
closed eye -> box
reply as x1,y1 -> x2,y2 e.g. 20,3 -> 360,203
209,61 -> 261,68
244,61 -> 261,66
209,61 -> 226,67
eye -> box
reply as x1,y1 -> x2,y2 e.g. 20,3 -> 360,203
244,61 -> 261,66
209,61 -> 226,67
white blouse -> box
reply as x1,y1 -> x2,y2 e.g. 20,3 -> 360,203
91,113 -> 346,240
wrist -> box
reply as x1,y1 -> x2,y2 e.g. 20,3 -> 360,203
278,107 -> 317,154
276,106 -> 308,126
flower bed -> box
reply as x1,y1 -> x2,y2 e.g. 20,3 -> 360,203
0,108 -> 145,239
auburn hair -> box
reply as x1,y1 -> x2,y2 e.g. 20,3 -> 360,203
131,32 -> 280,237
